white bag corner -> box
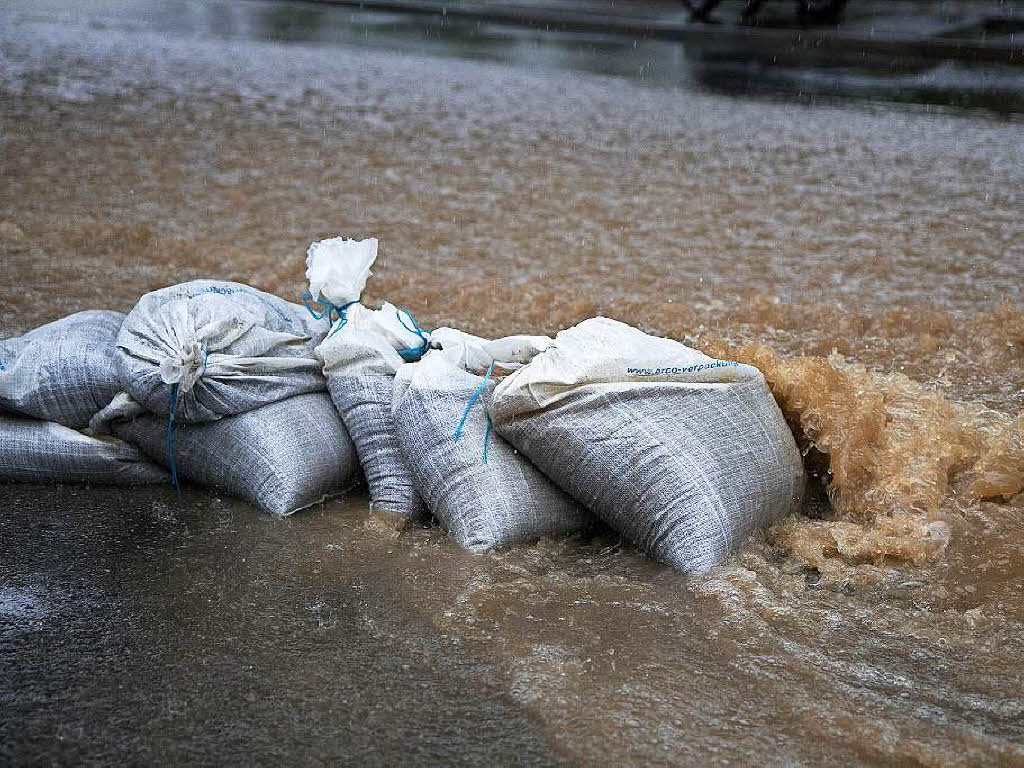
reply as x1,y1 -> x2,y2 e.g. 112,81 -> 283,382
305,236 -> 378,306
429,326 -> 551,374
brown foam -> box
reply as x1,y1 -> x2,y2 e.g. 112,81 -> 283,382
701,340 -> 1021,573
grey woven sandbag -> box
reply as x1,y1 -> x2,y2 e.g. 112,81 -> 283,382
0,310 -> 125,429
0,415 -> 168,485
489,317 -> 806,573
116,281 -> 330,424
391,333 -> 588,552
317,304 -> 429,524
111,392 -> 360,516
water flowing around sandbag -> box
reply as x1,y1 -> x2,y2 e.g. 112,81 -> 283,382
0,414 -> 168,485
489,317 -> 806,573
116,281 -> 329,424
392,330 -> 588,552
111,392 -> 360,516
0,310 -> 126,429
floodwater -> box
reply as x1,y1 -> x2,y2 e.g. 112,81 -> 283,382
2,0 -> 1023,764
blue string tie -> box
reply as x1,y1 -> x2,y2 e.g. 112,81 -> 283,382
453,360 -> 495,464
482,414 -> 493,465
166,382 -> 182,501
301,292 -> 357,338
394,307 -> 430,359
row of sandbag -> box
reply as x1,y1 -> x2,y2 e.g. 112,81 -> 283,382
0,238 -> 806,572
0,286 -> 357,515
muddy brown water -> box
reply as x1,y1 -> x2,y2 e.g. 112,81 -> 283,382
1,0 -> 1023,764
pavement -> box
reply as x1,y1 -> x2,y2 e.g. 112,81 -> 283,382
0,485 -> 564,766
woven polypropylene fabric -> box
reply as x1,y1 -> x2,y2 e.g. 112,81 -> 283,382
0,415 -> 168,485
490,318 -> 806,573
116,281 -> 328,423
328,374 -> 428,521
319,328 -> 427,523
0,311 -> 125,429
392,353 -> 587,552
112,392 -> 360,516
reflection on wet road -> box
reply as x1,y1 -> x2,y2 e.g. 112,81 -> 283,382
14,0 -> 1024,110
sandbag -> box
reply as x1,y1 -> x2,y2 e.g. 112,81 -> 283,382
316,304 -> 429,523
0,414 -> 168,485
110,392 -> 360,516
489,317 -> 806,573
392,330 -> 588,552
0,310 -> 125,429
116,281 -> 329,424
306,235 -> 428,524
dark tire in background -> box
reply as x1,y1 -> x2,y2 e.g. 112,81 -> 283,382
685,0 -> 724,21
797,0 -> 849,23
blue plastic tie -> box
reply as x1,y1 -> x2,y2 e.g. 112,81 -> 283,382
453,360 -> 495,447
394,307 -> 430,359
482,413 -> 493,465
301,292 -> 357,337
166,382 -> 182,501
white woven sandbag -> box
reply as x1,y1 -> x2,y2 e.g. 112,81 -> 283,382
392,330 -> 587,552
116,281 -> 329,424
316,302 -> 429,524
0,311 -> 125,429
110,392 -> 360,516
489,317 -> 806,573
0,414 -> 168,485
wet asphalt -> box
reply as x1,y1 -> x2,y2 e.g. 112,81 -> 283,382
0,484 -> 563,766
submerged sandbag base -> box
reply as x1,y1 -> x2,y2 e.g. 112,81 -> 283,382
0,415 -> 169,485
113,392 -> 361,516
